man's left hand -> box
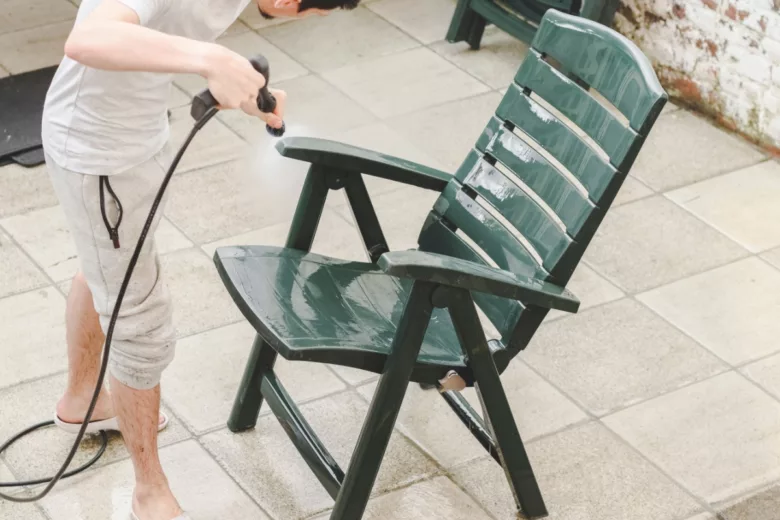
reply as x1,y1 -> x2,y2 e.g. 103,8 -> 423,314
242,88 -> 286,130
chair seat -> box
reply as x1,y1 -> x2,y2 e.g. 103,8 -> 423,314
214,245 -> 468,380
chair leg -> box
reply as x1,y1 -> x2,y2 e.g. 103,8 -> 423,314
448,290 -> 547,519
330,281 -> 435,520
228,334 -> 278,433
447,0 -> 483,47
466,15 -> 487,50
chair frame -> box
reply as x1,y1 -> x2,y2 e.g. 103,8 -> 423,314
219,9 -> 666,519
225,165 -> 551,518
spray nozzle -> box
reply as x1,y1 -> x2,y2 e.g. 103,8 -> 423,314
191,54 -> 286,137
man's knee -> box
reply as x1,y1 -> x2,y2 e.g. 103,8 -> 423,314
109,336 -> 176,390
104,281 -> 176,390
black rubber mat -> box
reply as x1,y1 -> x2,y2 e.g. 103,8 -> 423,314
12,147 -> 46,167
0,66 -> 57,166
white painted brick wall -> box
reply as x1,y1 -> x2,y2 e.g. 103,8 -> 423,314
615,0 -> 780,149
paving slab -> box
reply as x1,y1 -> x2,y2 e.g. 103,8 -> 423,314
526,299 -> 727,416
163,321 -> 346,434
0,228 -> 48,299
604,372 -> 780,503
323,47 -> 490,119
638,257 -> 780,366
667,160 -> 780,253
0,0 -> 77,35
741,352 -> 780,400
0,20 -> 71,73
584,196 -> 747,293
201,391 -> 438,519
452,422 -> 701,520
0,287 -> 66,390
0,372 -> 190,480
631,111 -> 765,191
41,440 -> 268,520
261,6 -> 418,73
0,163 -> 58,219
431,26 -> 530,89
368,0 -> 456,44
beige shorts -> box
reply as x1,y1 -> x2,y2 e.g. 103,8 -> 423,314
46,146 -> 176,390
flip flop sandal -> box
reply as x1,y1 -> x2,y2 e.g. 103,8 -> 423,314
54,411 -> 169,434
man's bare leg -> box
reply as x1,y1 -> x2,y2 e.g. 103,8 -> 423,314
111,377 -> 182,519
56,271 -> 115,422
56,272 -> 179,519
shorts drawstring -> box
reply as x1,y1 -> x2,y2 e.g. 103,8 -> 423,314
99,176 -> 123,249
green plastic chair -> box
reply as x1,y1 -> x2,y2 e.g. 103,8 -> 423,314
447,0 -> 621,49
215,10 -> 666,519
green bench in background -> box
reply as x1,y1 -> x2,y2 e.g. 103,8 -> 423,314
215,9 -> 666,519
447,0 -> 621,49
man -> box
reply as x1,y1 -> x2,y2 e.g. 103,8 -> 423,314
42,1 -> 359,519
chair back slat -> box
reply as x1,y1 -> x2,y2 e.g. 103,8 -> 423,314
515,49 -> 638,170
468,129 -> 596,236
455,151 -> 572,270
496,85 -> 617,203
532,9 -> 666,135
433,183 -> 546,276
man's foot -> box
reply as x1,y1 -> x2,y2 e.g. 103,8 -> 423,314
133,483 -> 183,520
56,389 -> 165,427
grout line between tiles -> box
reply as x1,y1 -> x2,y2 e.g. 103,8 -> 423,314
190,384 -> 355,437
158,216 -> 198,253
172,316 -> 245,343
712,477 -> 780,518
444,474 -> 502,520
582,243 -> 752,302
732,368 -> 780,410
0,18 -> 76,51
192,434 -> 279,520
735,347 -> 780,370
757,252 -> 780,274
631,293 -> 780,375
654,156 -> 772,196
315,50 -> 491,123
0,368 -> 69,397
600,423 -> 721,519
661,175 -> 775,256
0,222 -> 68,300
364,0 -> 518,98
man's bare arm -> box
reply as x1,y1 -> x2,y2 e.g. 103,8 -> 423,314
63,0 -> 275,117
64,0 -> 216,75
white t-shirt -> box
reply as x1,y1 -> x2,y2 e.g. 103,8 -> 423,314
42,0 -> 250,175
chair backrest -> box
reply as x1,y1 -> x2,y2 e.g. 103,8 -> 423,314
418,9 -> 667,355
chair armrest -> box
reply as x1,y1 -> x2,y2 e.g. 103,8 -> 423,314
275,137 -> 452,191
378,250 -> 580,313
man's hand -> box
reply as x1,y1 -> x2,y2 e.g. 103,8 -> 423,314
201,46 -> 285,129
242,88 -> 286,130
202,46 -> 266,109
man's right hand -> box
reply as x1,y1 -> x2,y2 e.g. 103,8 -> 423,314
201,45 -> 267,115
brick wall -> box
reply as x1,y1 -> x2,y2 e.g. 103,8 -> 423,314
615,0 -> 780,150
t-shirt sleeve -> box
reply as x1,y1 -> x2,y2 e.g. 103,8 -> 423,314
115,0 -> 170,26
